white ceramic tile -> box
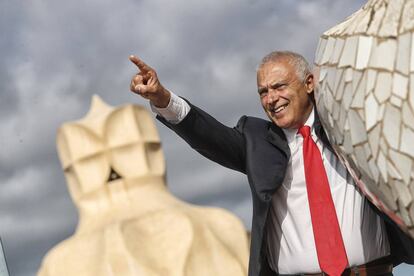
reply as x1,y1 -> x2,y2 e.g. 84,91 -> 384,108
363,142 -> 372,159
320,37 -> 336,65
354,8 -> 372,33
400,0 -> 414,34
374,72 -> 392,103
378,0 -> 404,37
343,131 -> 354,154
377,103 -> 386,121
348,109 -> 368,145
368,124 -> 381,159
401,127 -> 414,158
352,70 -> 363,92
365,93 -> 379,130
338,36 -> 358,68
333,68 -> 344,93
345,68 -> 353,82
402,102 -> 414,129
366,4 -> 387,35
398,199 -> 413,226
411,34 -> 414,72
369,38 -> 397,71
390,96 -> 403,107
379,136 -> 389,154
377,150 -> 388,181
394,180 -> 412,207
389,150 -> 413,185
410,74 -> 414,111
357,109 -> 365,120
396,32 -> 411,75
330,38 -> 345,65
387,161 -> 403,180
351,80 -> 365,109
319,67 -> 328,82
326,66 -> 337,91
354,144 -> 371,178
342,83 -> 354,110
323,89 -> 334,113
368,159 -> 380,182
315,38 -> 328,65
356,36 -> 373,70
392,72 -> 409,99
333,100 -> 340,121
335,73 -> 346,101
366,69 -> 377,94
383,104 -> 402,150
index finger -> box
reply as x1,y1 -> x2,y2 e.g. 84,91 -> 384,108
129,55 -> 152,73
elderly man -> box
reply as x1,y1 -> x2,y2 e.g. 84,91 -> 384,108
129,51 -> 413,276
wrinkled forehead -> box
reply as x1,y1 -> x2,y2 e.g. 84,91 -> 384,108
257,60 -> 295,85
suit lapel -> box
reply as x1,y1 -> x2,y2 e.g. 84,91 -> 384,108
266,123 -> 290,158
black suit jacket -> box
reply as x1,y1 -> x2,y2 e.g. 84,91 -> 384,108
158,100 -> 414,276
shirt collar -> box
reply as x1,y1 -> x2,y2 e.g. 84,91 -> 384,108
281,107 -> 315,143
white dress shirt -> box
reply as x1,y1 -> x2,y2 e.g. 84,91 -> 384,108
151,93 -> 390,274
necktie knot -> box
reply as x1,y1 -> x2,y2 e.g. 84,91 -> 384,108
298,125 -> 311,138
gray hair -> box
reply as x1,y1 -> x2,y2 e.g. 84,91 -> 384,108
258,51 -> 311,81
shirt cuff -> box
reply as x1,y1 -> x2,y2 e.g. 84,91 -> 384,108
150,91 -> 191,124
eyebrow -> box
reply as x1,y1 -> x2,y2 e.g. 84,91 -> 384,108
258,81 -> 288,94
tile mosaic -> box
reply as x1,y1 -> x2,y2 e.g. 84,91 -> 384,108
395,179 -> 413,207
356,36 -> 373,70
345,68 -> 353,82
321,37 -> 336,65
389,150 -> 413,185
342,83 -> 354,110
368,159 -> 380,183
377,103 -> 386,121
377,150 -> 388,181
367,4 -> 387,35
374,72 -> 392,103
379,136 -> 389,155
332,100 -> 340,121
319,67 -> 328,82
396,32 -> 411,75
401,127 -> 414,158
378,0 -> 404,37
338,106 -> 347,133
402,102 -> 414,129
333,68 -> 344,94
392,73 -> 409,99
351,81 -> 365,108
352,70 -> 363,92
354,8 -> 372,34
366,70 -> 377,94
379,181 -> 397,211
348,109 -> 368,145
383,104 -> 402,150
323,89 -> 334,114
326,67 -> 337,91
343,131 -> 353,154
390,96 -> 402,107
363,140 -> 372,159
411,34 -> 414,72
315,38 -> 328,65
355,144 -> 372,176
330,38 -> 345,65
398,198 -> 413,226
400,0 -> 414,34
365,93 -> 379,130
387,160 -> 403,181
357,109 -> 365,120
368,124 -> 381,159
369,39 -> 397,71
338,36 -> 358,68
410,74 -> 414,110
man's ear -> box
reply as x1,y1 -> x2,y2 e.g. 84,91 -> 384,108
305,73 -> 314,94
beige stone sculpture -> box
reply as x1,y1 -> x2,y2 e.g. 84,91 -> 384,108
314,0 -> 414,238
37,96 -> 249,276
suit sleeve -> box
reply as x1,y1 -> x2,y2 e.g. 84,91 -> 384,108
157,100 -> 247,174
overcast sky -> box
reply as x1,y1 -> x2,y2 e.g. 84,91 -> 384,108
1,0 -> 413,275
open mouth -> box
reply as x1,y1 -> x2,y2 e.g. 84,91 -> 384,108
271,103 -> 289,115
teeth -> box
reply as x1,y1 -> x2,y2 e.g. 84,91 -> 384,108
275,104 -> 287,113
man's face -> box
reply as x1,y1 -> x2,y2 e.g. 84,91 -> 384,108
257,60 -> 314,129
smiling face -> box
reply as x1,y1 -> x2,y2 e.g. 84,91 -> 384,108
257,59 -> 314,129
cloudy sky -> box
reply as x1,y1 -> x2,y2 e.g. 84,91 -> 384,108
1,0 -> 413,275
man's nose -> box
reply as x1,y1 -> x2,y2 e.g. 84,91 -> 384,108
266,89 -> 279,105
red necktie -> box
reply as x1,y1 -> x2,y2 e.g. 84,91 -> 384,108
298,126 -> 348,276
